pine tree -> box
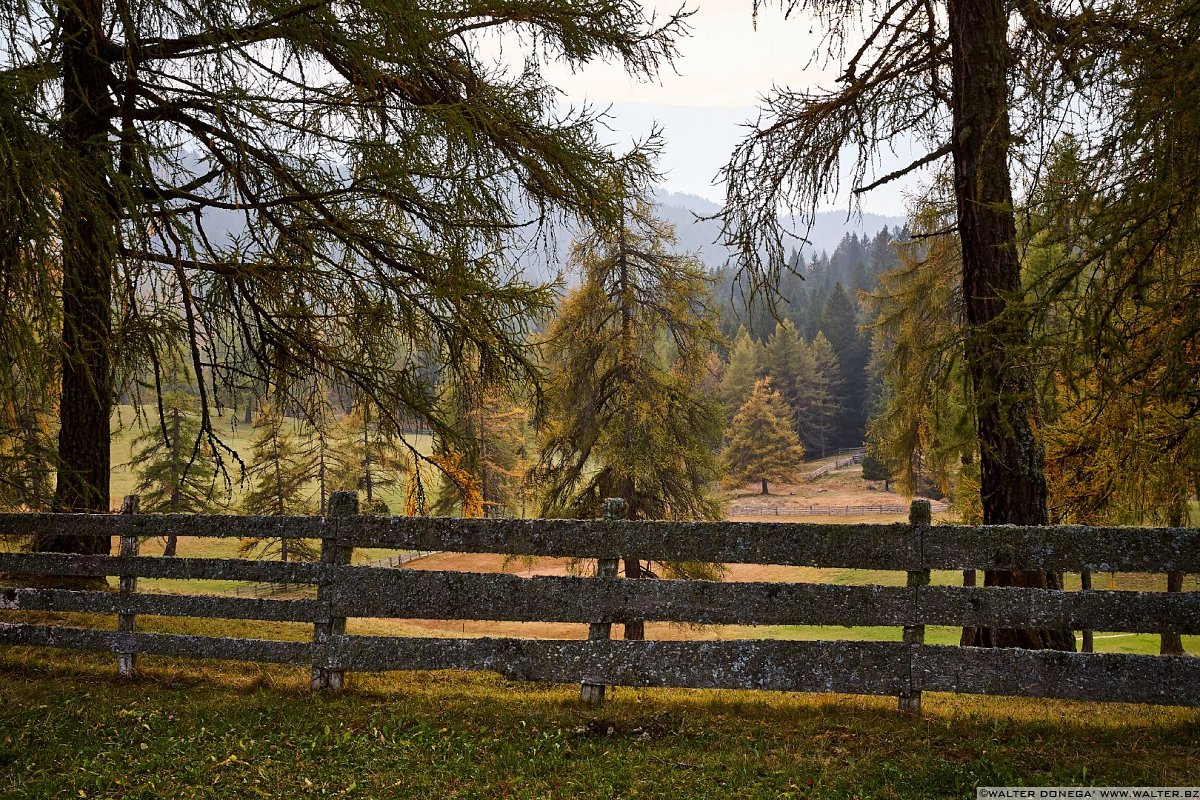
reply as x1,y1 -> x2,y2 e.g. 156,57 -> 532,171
130,395 -> 228,555
719,326 -> 762,421
534,190 -> 725,641
819,283 -> 870,447
3,0 -> 691,556
722,378 -> 806,495
763,319 -> 803,414
433,377 -> 529,518
238,404 -> 318,561
328,402 -> 403,515
796,333 -> 840,458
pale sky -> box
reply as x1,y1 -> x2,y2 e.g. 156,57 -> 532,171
540,0 -> 923,216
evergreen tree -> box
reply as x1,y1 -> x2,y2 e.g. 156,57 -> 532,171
763,319 -> 803,413
796,333 -> 840,458
2,0 -> 691,557
718,326 -> 762,420
130,395 -> 228,555
433,377 -> 529,518
239,404 -> 318,561
328,402 -> 403,515
819,282 -> 870,447
534,190 -> 725,641
722,379 -> 806,495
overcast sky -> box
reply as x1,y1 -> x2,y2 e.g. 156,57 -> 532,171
540,0 -> 923,216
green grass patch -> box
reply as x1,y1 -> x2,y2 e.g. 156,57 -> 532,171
0,648 -> 1197,799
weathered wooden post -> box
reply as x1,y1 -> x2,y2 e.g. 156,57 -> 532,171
899,499 -> 931,715
313,490 -> 356,690
117,494 -> 140,677
580,497 -> 625,705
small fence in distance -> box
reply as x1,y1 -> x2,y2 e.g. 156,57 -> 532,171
805,448 -> 866,481
0,492 -> 1198,711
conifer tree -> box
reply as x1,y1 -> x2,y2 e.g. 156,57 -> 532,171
796,333 -> 840,458
433,376 -> 529,518
534,189 -> 725,641
819,283 -> 870,447
719,326 -> 762,421
130,395 -> 227,555
763,319 -> 803,413
722,378 -> 806,495
2,0 -> 692,556
238,403 -> 318,561
328,402 -> 403,515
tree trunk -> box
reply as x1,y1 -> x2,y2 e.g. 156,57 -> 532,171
1161,506 -> 1186,655
37,0 -> 116,558
163,407 -> 181,556
949,0 -> 1072,650
760,477 -> 768,495
623,557 -> 645,641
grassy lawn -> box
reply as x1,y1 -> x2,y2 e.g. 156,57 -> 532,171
0,648 -> 1197,799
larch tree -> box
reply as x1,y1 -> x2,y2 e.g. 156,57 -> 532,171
718,0 -> 1168,649
328,401 -> 403,515
722,378 -> 806,496
130,394 -> 229,555
0,0 -> 692,554
718,325 -> 763,421
433,372 -> 529,519
533,190 -> 725,639
239,403 -> 318,561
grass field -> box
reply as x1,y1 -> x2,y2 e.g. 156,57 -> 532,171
1,647 -> 1197,799
6,445 -> 1199,796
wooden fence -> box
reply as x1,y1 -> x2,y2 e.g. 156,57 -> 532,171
727,502 -> 949,517
1,492 -> 1198,710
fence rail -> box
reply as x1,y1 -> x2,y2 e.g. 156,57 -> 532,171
1,494 -> 1197,710
728,502 -> 949,517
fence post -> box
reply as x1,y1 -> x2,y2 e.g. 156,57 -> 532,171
117,495 -> 140,677
581,497 -> 625,705
899,499 -> 931,715
313,490 -> 356,691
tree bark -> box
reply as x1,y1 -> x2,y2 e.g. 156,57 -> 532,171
37,0 -> 116,557
949,0 -> 1073,650
760,477 -> 768,495
1161,571 -> 1185,655
163,407 -> 181,556
1161,506 -> 1186,655
623,557 -> 645,640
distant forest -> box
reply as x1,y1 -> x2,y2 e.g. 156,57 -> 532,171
711,228 -> 905,455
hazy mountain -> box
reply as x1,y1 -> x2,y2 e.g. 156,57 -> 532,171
650,189 -> 907,270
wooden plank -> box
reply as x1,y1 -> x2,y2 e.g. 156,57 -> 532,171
329,568 -> 916,626
0,512 -> 331,541
915,644 -> 1200,707
924,524 -> 1200,573
335,516 -> 918,568
0,587 -> 322,622
0,623 -> 311,664
3,512 -> 1197,572
918,586 -> 1200,634
326,636 -> 908,695
0,553 -> 324,583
